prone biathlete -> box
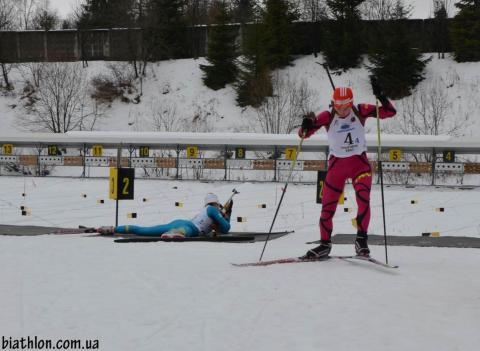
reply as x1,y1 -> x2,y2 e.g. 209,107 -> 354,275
98,193 -> 232,238
299,81 -> 396,258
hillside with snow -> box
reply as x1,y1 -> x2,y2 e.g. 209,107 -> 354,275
2,54 -> 480,139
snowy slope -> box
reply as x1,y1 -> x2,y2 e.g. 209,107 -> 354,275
2,54 -> 480,138
0,176 -> 480,351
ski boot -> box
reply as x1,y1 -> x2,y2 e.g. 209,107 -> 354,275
97,226 -> 115,235
160,230 -> 185,239
355,234 -> 370,257
300,240 -> 332,259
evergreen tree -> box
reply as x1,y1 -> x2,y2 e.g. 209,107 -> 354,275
433,2 -> 449,59
200,1 -> 238,90
77,0 -> 136,29
367,2 -> 429,99
32,3 -> 59,31
232,0 -> 255,24
451,0 -> 480,62
262,0 -> 296,69
235,7 -> 272,107
144,0 -> 188,59
235,0 -> 296,106
323,0 -> 365,71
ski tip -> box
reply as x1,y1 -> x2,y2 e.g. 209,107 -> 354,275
357,256 -> 399,269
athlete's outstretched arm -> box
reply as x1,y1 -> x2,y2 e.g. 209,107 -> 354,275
207,206 -> 231,233
357,101 -> 396,120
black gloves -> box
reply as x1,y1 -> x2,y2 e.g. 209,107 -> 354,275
370,76 -> 389,107
301,112 -> 316,130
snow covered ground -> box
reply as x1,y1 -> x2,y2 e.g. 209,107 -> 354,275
1,176 -> 479,351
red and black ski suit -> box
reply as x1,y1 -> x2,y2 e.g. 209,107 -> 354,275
298,102 -> 396,241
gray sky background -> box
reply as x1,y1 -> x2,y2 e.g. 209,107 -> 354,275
49,0 -> 79,18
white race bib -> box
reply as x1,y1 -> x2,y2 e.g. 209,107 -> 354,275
191,207 -> 214,235
327,110 -> 367,158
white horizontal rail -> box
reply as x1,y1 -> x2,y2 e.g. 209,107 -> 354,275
1,132 -> 479,154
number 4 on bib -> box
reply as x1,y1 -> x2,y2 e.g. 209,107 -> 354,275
344,133 -> 353,145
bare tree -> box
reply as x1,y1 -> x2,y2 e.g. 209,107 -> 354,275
0,3 -> 12,25
399,79 -> 461,135
19,63 -> 103,133
19,63 -> 45,88
107,62 -> 136,87
385,78 -> 470,161
296,0 -> 328,22
184,100 -> 216,133
0,61 -> 14,90
185,0 -> 210,25
433,0 -> 454,16
0,0 -> 17,89
150,99 -> 183,132
17,63 -> 44,109
360,0 -> 412,20
90,62 -> 140,105
32,0 -> 60,30
255,73 -> 315,134
0,0 -> 16,29
16,0 -> 38,29
69,0 -> 85,26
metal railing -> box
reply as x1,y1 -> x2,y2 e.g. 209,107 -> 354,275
1,132 -> 479,186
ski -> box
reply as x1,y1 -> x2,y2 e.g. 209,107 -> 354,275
104,230 -> 293,241
114,235 -> 255,243
231,255 -> 352,267
232,255 -> 398,268
342,255 -> 399,269
52,226 -> 97,234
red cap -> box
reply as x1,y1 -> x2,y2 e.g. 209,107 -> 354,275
333,87 -> 353,109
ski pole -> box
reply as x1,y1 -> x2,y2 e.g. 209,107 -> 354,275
259,135 -> 305,261
317,62 -> 336,90
375,99 -> 389,264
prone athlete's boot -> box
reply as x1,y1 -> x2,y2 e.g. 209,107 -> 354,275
97,226 -> 115,235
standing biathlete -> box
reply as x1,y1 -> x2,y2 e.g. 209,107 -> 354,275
299,82 -> 396,258
98,193 -> 232,238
